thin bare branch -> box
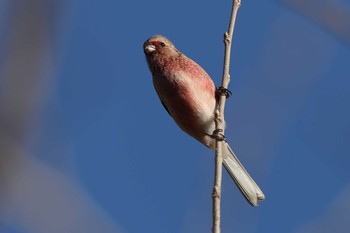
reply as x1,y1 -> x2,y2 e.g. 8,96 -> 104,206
212,1 -> 241,233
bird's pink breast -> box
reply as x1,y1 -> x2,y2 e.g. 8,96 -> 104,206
152,56 -> 216,143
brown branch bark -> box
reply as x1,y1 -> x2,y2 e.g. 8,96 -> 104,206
212,1 -> 241,233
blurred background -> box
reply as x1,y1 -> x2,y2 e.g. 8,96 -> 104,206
0,0 -> 349,232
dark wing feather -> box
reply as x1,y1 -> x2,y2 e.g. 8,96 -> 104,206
161,100 -> 172,116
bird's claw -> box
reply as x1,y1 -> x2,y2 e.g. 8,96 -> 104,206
216,86 -> 232,99
211,129 -> 226,142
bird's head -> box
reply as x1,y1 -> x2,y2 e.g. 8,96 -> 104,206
143,35 -> 179,58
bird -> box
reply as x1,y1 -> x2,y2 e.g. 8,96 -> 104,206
143,35 -> 265,206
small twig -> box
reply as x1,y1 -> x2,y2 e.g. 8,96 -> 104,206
212,1 -> 241,233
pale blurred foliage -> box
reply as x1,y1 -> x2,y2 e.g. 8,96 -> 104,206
0,140 -> 123,233
295,186 -> 350,233
283,0 -> 350,44
285,1 -> 350,232
0,1 -> 124,232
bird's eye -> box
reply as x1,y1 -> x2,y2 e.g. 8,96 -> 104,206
160,42 -> 166,47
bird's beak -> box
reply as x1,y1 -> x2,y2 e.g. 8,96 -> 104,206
144,44 -> 156,54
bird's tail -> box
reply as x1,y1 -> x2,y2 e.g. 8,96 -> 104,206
222,144 -> 265,206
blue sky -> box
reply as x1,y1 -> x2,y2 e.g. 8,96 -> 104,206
1,0 -> 350,233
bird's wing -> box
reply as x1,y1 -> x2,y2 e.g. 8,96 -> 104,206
161,100 -> 172,116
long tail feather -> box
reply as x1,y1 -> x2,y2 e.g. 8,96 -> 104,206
222,144 -> 265,206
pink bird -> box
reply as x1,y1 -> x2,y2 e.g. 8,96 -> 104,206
143,35 -> 265,206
